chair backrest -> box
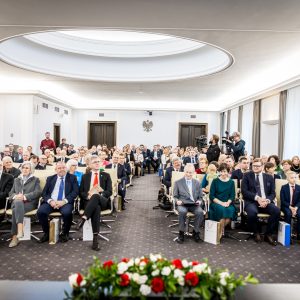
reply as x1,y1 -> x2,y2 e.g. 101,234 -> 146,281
34,170 -> 56,190
104,169 -> 118,196
13,163 -> 20,169
275,178 -> 288,208
77,167 -> 87,174
232,179 -> 239,199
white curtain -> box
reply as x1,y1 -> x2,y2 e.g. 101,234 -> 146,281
242,102 -> 254,155
229,107 -> 239,134
283,86 -> 300,159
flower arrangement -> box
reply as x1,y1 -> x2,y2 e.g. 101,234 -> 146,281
66,254 -> 258,300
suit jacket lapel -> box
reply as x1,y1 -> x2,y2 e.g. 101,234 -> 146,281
182,178 -> 190,195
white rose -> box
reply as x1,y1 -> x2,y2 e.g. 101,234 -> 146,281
151,269 -> 160,277
219,272 -> 230,286
140,284 -> 151,296
174,269 -> 185,278
177,276 -> 185,286
127,259 -> 134,267
135,258 -> 140,265
138,275 -> 148,285
192,263 -> 207,274
140,261 -> 146,267
161,266 -> 171,276
126,272 -> 132,279
132,273 -> 140,283
182,260 -> 189,268
150,254 -> 159,262
117,262 -> 128,274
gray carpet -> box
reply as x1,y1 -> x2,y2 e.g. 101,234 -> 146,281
0,174 -> 300,283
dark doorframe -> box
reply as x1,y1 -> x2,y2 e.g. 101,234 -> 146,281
87,121 -> 117,148
53,123 -> 61,148
178,122 -> 208,148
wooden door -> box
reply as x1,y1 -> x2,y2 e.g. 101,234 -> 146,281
88,122 -> 116,148
178,123 -> 207,148
53,123 -> 61,148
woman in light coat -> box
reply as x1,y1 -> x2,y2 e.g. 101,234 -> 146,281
8,161 -> 41,247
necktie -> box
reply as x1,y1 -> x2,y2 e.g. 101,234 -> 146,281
113,164 -> 116,169
191,157 -> 194,164
291,186 -> 295,206
93,172 -> 99,186
57,177 -> 64,200
255,174 -> 262,197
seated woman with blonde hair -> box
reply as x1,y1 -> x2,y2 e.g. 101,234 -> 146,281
8,161 -> 41,248
209,163 -> 236,236
201,163 -> 218,193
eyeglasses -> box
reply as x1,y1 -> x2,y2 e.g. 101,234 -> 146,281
252,165 -> 262,168
92,161 -> 100,164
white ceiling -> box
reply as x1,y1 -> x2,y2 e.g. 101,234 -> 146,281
1,0 -> 300,111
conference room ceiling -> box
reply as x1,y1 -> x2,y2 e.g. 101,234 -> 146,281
0,0 -> 300,111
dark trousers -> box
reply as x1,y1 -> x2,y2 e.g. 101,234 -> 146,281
83,194 -> 109,234
144,159 -> 151,174
151,159 -> 160,172
37,203 -> 73,235
118,183 -> 126,206
245,202 -> 280,235
282,207 -> 300,234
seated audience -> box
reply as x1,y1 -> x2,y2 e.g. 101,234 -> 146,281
150,145 -> 161,173
241,158 -> 280,246
261,155 -> 268,166
118,153 -> 131,185
209,163 -> 236,236
1,147 -> 12,160
3,156 -> 21,178
201,163 -> 218,193
291,156 -> 300,174
37,161 -> 79,243
231,156 -> 249,188
163,157 -> 184,193
12,147 -> 23,163
21,151 -> 30,163
55,150 -> 69,163
280,171 -> 300,240
183,149 -> 198,168
55,147 -> 62,161
27,145 -> 35,157
0,160 -> 14,209
77,155 -> 112,251
160,148 -> 170,170
218,153 -> 227,165
173,163 -> 204,244
67,144 -> 76,156
99,151 -> 110,168
141,145 -> 151,174
78,149 -> 87,166
225,156 -> 235,175
8,162 -> 41,248
196,158 -> 208,174
279,159 -> 292,179
134,147 -> 144,176
35,155 -> 48,170
8,143 -> 16,157
59,138 -> 69,150
267,155 -> 282,174
66,159 -> 83,186
264,162 -> 280,182
47,153 -> 55,166
105,152 -> 127,210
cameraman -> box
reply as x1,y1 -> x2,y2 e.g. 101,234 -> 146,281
226,131 -> 245,162
202,134 -> 221,163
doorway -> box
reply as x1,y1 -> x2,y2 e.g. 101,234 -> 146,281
178,123 -> 207,148
88,122 -> 116,148
53,123 -> 61,148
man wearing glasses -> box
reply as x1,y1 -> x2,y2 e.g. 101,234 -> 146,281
241,158 -> 280,245
77,155 -> 112,251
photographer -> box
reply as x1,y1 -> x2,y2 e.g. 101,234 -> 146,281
226,131 -> 245,162
202,134 -> 221,163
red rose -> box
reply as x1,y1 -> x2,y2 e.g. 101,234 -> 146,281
192,261 -> 200,266
172,259 -> 183,269
103,260 -> 114,269
151,277 -> 165,293
140,258 -> 149,264
185,272 -> 199,287
76,273 -> 83,286
122,258 -> 130,263
119,274 -> 130,287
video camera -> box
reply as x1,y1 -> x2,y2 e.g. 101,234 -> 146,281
195,135 -> 207,149
221,131 -> 233,155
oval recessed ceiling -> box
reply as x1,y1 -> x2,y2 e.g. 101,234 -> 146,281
0,29 -> 233,82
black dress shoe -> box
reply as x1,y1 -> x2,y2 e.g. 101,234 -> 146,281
76,218 -> 86,230
59,233 -> 69,243
121,205 -> 126,210
92,235 -> 100,251
176,231 -> 184,244
193,231 -> 202,243
39,234 -> 49,243
254,233 -> 262,243
265,234 -> 277,246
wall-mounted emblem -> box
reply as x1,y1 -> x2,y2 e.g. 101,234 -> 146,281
143,120 -> 153,132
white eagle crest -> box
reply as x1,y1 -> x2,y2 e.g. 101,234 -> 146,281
143,120 -> 153,132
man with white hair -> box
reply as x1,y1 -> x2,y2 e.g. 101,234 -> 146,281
173,163 -> 204,244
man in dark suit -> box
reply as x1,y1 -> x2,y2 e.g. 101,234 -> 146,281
37,161 -> 79,243
141,145 -> 151,174
77,155 -> 112,251
163,157 -> 184,193
12,147 -> 23,163
118,153 -> 131,184
241,158 -> 280,245
150,145 -> 161,173
183,150 -> 199,168
55,150 -> 69,164
35,155 -> 48,170
280,171 -> 300,240
173,163 -> 204,244
0,160 -> 14,210
231,156 -> 249,188
106,152 -> 127,210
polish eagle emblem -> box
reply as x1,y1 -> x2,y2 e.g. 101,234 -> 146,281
143,120 -> 153,132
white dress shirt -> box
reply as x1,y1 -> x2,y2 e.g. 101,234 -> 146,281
185,179 -> 194,201
49,175 -> 66,203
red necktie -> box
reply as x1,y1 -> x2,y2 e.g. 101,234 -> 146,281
93,172 -> 99,186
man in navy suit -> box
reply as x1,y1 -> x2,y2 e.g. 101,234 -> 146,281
106,152 -> 127,210
280,171 -> 300,240
241,158 -> 280,245
150,145 -> 161,173
141,145 -> 151,174
183,150 -> 199,168
163,157 -> 184,193
37,161 -> 79,243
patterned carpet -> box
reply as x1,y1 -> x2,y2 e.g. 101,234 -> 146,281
0,174 -> 300,283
